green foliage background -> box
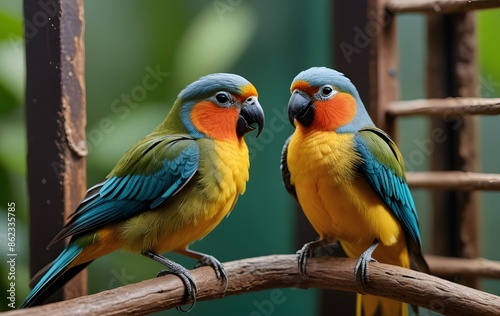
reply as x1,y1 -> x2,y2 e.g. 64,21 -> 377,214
0,1 -> 499,315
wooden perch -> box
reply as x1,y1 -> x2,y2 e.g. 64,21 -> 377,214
407,171 -> 500,191
386,98 -> 500,117
427,255 -> 500,279
5,255 -> 500,316
386,0 -> 500,14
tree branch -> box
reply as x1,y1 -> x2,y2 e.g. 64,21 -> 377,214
6,255 -> 500,316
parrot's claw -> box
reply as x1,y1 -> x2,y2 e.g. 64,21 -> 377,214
354,254 -> 377,294
196,255 -> 228,293
143,250 -> 198,312
297,240 -> 330,276
156,267 -> 198,312
354,240 -> 379,295
297,243 -> 313,276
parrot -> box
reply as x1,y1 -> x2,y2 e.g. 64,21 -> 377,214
20,73 -> 264,309
280,67 -> 429,316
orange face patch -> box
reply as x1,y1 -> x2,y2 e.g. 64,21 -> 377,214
311,92 -> 357,131
190,100 -> 239,141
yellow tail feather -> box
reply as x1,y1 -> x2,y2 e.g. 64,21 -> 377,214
356,293 -> 408,316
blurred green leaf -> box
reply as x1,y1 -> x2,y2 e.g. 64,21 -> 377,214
173,3 -> 256,87
0,41 -> 25,102
0,83 -> 17,114
0,162 -> 12,203
478,10 -> 500,97
0,10 -> 21,40
0,111 -> 26,175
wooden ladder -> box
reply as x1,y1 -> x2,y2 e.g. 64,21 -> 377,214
370,0 -> 500,291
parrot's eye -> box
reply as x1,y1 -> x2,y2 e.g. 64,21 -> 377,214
318,85 -> 336,99
215,92 -> 230,104
322,86 -> 332,95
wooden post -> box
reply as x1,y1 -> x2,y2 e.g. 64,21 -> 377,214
24,0 -> 87,303
368,0 -> 399,136
451,12 -> 481,289
323,1 -> 372,314
333,0 -> 371,107
426,12 -> 480,288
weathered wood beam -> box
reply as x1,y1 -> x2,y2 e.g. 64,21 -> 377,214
407,171 -> 500,190
424,11 -> 481,289
369,0 -> 399,134
24,0 -> 87,303
325,0 -> 372,313
387,0 -> 500,14
6,255 -> 500,316
427,255 -> 500,279
387,98 -> 500,116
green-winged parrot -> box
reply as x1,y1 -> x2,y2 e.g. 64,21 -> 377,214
21,73 -> 264,310
281,67 -> 428,316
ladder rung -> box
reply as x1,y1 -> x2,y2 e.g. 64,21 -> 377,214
407,171 -> 500,190
426,255 -> 500,279
386,98 -> 500,117
387,0 -> 500,14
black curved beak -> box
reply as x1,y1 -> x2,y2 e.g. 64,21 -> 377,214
288,90 -> 314,127
237,99 -> 265,137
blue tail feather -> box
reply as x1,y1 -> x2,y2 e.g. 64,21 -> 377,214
19,243 -> 83,308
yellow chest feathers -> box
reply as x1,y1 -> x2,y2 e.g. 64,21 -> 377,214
287,128 -> 402,248
198,138 -> 249,199
288,129 -> 361,185
164,137 -> 250,226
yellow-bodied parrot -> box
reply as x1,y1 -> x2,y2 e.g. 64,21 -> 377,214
21,73 -> 264,310
281,67 -> 428,316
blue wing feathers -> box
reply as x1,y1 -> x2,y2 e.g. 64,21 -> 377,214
99,177 -> 117,197
116,175 -> 132,199
127,176 -> 142,198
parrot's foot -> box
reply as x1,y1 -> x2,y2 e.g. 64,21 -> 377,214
143,250 -> 198,313
297,239 -> 335,276
354,240 -> 379,295
174,248 -> 229,293
195,255 -> 228,292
